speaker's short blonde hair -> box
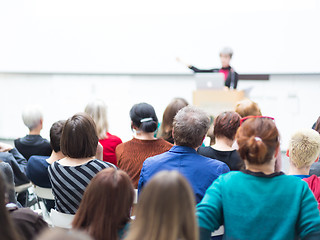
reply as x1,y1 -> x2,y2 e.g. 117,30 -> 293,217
288,129 -> 320,168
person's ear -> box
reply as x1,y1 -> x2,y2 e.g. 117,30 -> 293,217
274,146 -> 280,158
172,128 -> 175,139
286,149 -> 290,158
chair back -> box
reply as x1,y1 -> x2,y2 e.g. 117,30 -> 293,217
33,186 -> 54,200
50,209 -> 75,229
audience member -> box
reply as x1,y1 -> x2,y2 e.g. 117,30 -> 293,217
14,105 -> 51,160
26,120 -> 65,210
157,98 -> 189,144
197,117 -> 320,240
125,171 -> 198,240
235,100 -> 281,171
48,113 -> 116,214
36,229 -> 93,240
26,120 -> 66,188
0,161 -> 17,204
0,143 -> 29,186
310,116 -> 320,176
85,99 -> 122,166
198,111 -> 244,170
116,103 -> 172,187
138,106 -> 229,203
73,168 -> 134,240
0,172 -> 20,240
288,129 -> 320,210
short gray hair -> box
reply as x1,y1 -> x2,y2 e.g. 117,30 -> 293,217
22,105 -> 43,130
173,106 -> 210,148
220,47 -> 233,58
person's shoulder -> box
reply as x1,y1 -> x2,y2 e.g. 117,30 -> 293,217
107,132 -> 122,143
156,138 -> 173,148
91,159 -> 117,169
28,155 -> 48,163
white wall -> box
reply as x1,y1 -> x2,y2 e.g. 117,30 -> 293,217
1,0 -> 320,74
0,73 -> 319,154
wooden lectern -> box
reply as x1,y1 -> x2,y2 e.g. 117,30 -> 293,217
193,90 -> 245,116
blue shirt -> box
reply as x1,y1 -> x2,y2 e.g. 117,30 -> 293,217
294,175 -> 310,180
138,145 -> 230,203
26,156 -> 51,188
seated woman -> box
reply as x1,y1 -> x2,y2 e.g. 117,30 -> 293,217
116,103 -> 172,188
85,99 -> 122,166
72,168 -> 134,240
125,171 -> 198,240
197,117 -> 320,240
48,113 -> 116,214
157,98 -> 189,144
198,111 -> 244,171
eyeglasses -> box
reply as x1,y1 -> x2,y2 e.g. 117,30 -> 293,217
240,116 -> 275,125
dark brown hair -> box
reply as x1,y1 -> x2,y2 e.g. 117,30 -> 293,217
72,168 -> 134,240
314,116 -> 320,134
60,113 -> 98,159
214,111 -> 240,140
158,98 -> 189,143
0,172 -> 20,240
125,171 -> 198,240
236,118 -> 279,165
50,120 -> 66,153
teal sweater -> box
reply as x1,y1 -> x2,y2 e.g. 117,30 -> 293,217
196,171 -> 320,240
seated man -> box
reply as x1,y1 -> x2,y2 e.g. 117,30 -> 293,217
14,105 -> 52,160
288,128 -> 320,210
138,106 -> 230,203
26,120 -> 66,188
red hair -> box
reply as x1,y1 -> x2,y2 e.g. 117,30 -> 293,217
213,111 -> 240,140
236,118 -> 279,165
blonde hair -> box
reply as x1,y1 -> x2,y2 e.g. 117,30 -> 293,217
85,99 -> 109,139
125,171 -> 198,240
288,129 -> 320,169
235,99 -> 261,118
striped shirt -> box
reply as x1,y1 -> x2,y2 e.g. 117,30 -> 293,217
48,159 -> 115,214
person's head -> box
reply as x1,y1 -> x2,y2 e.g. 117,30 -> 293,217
125,171 -> 198,240
60,113 -> 98,159
84,99 -> 109,139
235,99 -> 262,118
36,229 -> 93,240
0,172 -> 20,240
158,98 -> 189,141
173,106 -> 210,149
50,120 -> 66,153
236,117 -> 279,166
214,111 -> 241,141
22,105 -> 43,131
73,168 -> 134,240
288,129 -> 320,169
219,47 -> 233,68
313,116 -> 320,134
130,103 -> 158,133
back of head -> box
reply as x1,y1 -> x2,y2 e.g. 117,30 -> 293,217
214,111 -> 241,141
0,172 -> 19,240
50,120 -> 66,153
125,171 -> 198,240
235,99 -> 261,118
288,129 -> 320,169
60,113 -> 98,159
84,99 -> 109,139
130,103 -> 158,133
22,105 -> 43,131
173,106 -> 210,148
159,98 -> 189,140
36,229 -> 93,240
73,168 -> 134,240
236,118 -> 279,165
314,116 -> 320,134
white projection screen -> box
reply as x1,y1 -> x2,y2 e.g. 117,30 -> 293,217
0,0 -> 319,74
